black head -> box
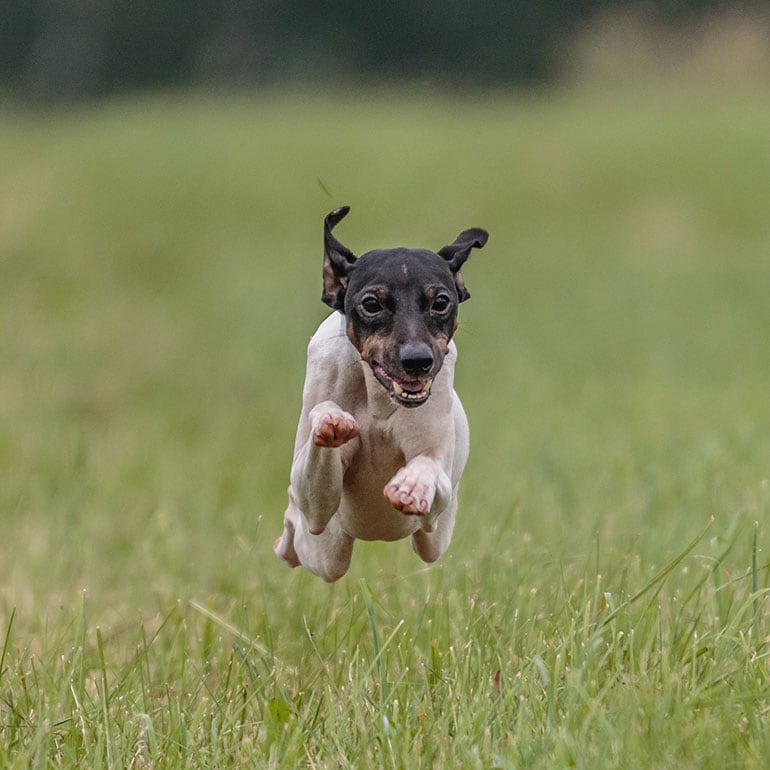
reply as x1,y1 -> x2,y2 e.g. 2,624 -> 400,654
321,206 -> 488,407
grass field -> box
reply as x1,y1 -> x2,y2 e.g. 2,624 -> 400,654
2,80 -> 770,767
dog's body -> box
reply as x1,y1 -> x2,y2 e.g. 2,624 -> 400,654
274,207 -> 487,581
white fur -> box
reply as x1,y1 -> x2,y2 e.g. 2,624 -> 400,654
274,312 -> 469,582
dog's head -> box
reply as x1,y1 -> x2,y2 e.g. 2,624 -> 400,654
321,206 -> 488,407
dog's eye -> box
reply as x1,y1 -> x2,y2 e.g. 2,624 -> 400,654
431,295 -> 452,314
361,296 -> 383,315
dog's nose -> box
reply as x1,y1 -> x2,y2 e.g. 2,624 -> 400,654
400,342 -> 434,376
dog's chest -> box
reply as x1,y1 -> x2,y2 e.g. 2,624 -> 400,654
338,420 -> 417,541
344,419 -> 404,482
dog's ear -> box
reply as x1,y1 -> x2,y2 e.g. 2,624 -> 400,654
438,227 -> 488,302
322,206 -> 357,310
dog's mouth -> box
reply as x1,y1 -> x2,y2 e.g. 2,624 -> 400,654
371,363 -> 432,407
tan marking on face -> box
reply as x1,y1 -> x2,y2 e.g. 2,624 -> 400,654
359,332 -> 388,364
435,332 -> 450,355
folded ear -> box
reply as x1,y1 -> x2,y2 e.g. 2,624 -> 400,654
322,206 -> 356,310
437,227 -> 488,302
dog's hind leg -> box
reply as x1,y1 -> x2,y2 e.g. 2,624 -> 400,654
411,493 -> 457,563
274,492 -> 302,568
275,496 -> 354,582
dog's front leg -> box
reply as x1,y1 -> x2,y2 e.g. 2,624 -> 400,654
275,400 -> 359,581
290,400 -> 359,535
383,455 -> 453,534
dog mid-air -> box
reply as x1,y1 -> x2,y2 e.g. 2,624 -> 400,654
274,206 -> 488,581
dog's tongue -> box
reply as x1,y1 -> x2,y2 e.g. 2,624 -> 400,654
399,379 -> 428,393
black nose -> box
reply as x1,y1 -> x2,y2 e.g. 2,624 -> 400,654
400,342 -> 434,376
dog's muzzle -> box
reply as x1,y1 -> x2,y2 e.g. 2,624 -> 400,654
371,363 -> 433,406
369,343 -> 436,406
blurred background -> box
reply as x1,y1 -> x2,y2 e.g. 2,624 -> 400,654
2,5 -> 770,765
2,0 -> 769,101
1,1 -> 769,617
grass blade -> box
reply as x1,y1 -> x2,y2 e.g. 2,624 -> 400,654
597,517 -> 714,629
360,579 -> 388,732
95,626 -> 113,768
0,607 -> 15,685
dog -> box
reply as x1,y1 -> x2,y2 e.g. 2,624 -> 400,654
274,206 -> 488,581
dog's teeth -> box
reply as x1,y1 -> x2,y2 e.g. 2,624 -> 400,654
392,381 -> 404,396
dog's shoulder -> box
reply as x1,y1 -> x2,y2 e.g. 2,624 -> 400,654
306,312 -> 359,370
302,312 -> 363,409
307,312 -> 349,353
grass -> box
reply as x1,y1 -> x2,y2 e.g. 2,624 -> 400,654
1,79 -> 770,767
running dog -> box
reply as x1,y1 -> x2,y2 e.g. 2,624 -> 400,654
274,206 -> 488,581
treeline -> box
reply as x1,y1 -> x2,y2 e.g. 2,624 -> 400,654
1,0 -> 728,101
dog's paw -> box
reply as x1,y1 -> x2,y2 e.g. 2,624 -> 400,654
310,402 -> 360,448
274,534 -> 300,567
384,463 -> 437,516
273,512 -> 300,567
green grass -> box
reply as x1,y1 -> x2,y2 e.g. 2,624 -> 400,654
1,80 -> 770,767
